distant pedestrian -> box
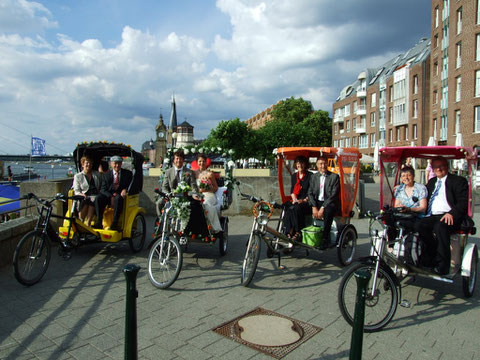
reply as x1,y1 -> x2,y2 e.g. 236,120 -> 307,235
7,166 -> 13,181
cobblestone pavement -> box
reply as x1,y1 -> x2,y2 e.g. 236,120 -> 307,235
1,184 -> 479,359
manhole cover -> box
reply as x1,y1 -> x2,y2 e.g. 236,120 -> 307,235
212,307 -> 322,359
237,315 -> 302,346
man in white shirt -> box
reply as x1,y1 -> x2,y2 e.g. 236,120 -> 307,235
414,156 -> 469,275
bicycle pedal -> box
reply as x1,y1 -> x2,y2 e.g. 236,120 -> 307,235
400,299 -> 411,308
179,237 -> 188,245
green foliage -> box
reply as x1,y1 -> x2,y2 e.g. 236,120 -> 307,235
360,164 -> 373,173
270,96 -> 313,124
202,118 -> 252,159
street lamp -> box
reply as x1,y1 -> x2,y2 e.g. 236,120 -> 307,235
172,132 -> 177,149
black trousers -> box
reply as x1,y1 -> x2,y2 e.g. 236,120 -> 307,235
414,214 -> 461,271
319,202 -> 337,244
95,193 -> 124,226
283,201 -> 312,235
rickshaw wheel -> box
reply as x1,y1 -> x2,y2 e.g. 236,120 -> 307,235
462,247 -> 478,297
13,230 -> 51,286
241,234 -> 261,287
148,233 -> 183,289
338,262 -> 398,332
219,217 -> 228,256
128,214 -> 146,253
337,226 -> 356,266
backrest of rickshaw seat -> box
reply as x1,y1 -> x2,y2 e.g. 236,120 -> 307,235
215,186 -> 228,212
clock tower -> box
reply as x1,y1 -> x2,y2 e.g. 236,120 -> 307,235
155,114 -> 167,166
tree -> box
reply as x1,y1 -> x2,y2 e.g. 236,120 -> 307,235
202,118 -> 253,159
270,96 -> 313,124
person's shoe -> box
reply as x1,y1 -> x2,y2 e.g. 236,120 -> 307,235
108,223 -> 120,231
291,232 -> 302,243
93,221 -> 103,229
432,266 -> 449,276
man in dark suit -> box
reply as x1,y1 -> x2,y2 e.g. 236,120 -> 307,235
308,157 -> 340,249
93,155 -> 133,231
414,156 -> 468,275
161,150 -> 197,194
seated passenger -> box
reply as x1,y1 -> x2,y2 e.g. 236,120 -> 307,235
308,157 -> 340,249
194,153 -> 222,234
73,156 -> 102,226
393,166 -> 427,231
161,150 -> 197,194
283,156 -> 312,242
93,155 -> 133,231
414,156 -> 469,275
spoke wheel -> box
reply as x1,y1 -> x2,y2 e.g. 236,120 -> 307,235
338,262 -> 398,332
241,233 -> 261,287
148,233 -> 183,289
13,231 -> 51,286
219,218 -> 228,256
128,214 -> 146,253
337,226 -> 357,266
462,247 -> 478,297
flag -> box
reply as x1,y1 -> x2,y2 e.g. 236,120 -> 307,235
31,137 -> 46,156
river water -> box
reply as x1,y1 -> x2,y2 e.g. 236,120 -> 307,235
2,161 -> 77,181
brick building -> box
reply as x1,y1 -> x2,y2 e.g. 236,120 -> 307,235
334,0 -> 480,156
333,39 -> 430,156
245,101 -> 281,129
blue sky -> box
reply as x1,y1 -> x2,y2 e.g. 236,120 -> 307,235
0,0 -> 431,155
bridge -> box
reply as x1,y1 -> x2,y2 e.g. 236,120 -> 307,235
0,155 -> 72,162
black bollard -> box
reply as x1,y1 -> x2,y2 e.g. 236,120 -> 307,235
349,269 -> 371,360
124,264 -> 141,360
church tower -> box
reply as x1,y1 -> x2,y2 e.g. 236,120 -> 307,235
167,94 -> 178,147
155,114 -> 167,166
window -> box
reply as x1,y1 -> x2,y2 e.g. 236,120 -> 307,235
353,118 -> 357,131
389,85 -> 393,102
405,126 -> 409,141
413,75 -> 418,94
434,34 -> 439,48
475,106 -> 480,132
413,100 -> 418,118
353,101 -> 357,113
478,0 -> 480,24
370,133 -> 375,146
435,6 -> 439,27
359,134 -> 368,149
352,136 -> 357,147
389,107 -> 393,124
476,70 -> 480,97
335,124 -> 338,135
434,62 -> 439,76
389,129 -> 393,142
455,110 -> 461,134
344,104 -> 350,117
477,34 -> 480,61
334,140 -> 338,147
413,124 -> 418,139
457,7 -> 462,35
346,120 -> 350,132
370,112 -> 376,127
456,42 -> 461,68
433,118 -> 438,138
456,76 -> 461,102
396,128 -> 401,141
371,93 -> 376,107
434,90 -> 438,104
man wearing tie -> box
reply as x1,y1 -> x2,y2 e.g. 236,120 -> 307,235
93,155 -> 133,231
415,156 -> 468,275
308,157 -> 340,249
162,150 -> 196,194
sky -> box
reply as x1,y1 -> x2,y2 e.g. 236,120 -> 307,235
0,0 -> 431,155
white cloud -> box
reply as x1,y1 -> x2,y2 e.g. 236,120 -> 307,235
0,0 -> 57,33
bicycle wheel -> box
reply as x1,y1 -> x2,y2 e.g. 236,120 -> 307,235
148,233 -> 183,289
13,230 -> 51,286
128,213 -> 146,253
337,226 -> 357,266
338,262 -> 398,332
219,217 -> 228,256
462,246 -> 477,297
241,233 -> 261,287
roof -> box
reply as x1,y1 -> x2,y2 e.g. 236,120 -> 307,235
177,121 -> 193,128
335,37 -> 431,102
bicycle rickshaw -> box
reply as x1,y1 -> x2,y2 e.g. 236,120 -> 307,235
338,145 -> 478,332
13,142 -> 146,286
240,147 -> 361,286
147,159 -> 232,289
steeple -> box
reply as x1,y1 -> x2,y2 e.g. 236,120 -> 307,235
169,94 -> 177,130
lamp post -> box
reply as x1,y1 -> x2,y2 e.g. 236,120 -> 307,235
171,132 -> 177,149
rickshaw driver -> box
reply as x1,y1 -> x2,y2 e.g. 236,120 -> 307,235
308,157 -> 340,249
414,156 -> 469,275
93,155 -> 133,231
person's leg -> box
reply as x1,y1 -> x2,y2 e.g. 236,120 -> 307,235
79,202 -> 88,222
85,205 -> 95,226
414,215 -> 440,264
94,194 -> 108,228
432,220 -> 458,274
111,194 -> 124,228
322,204 -> 336,246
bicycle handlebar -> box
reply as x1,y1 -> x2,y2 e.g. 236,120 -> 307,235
26,192 -> 83,207
239,192 -> 282,209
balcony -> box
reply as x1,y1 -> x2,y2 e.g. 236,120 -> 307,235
333,115 -> 344,123
339,129 -> 345,134
356,105 -> 366,115
356,87 -> 367,98
356,124 -> 366,134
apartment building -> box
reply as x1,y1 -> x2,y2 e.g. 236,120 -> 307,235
245,102 -> 279,129
332,39 -> 431,156
431,0 -> 480,148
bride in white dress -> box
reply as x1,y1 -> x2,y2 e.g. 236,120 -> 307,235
195,154 -> 222,233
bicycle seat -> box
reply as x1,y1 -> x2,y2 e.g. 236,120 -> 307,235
392,212 -> 416,221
